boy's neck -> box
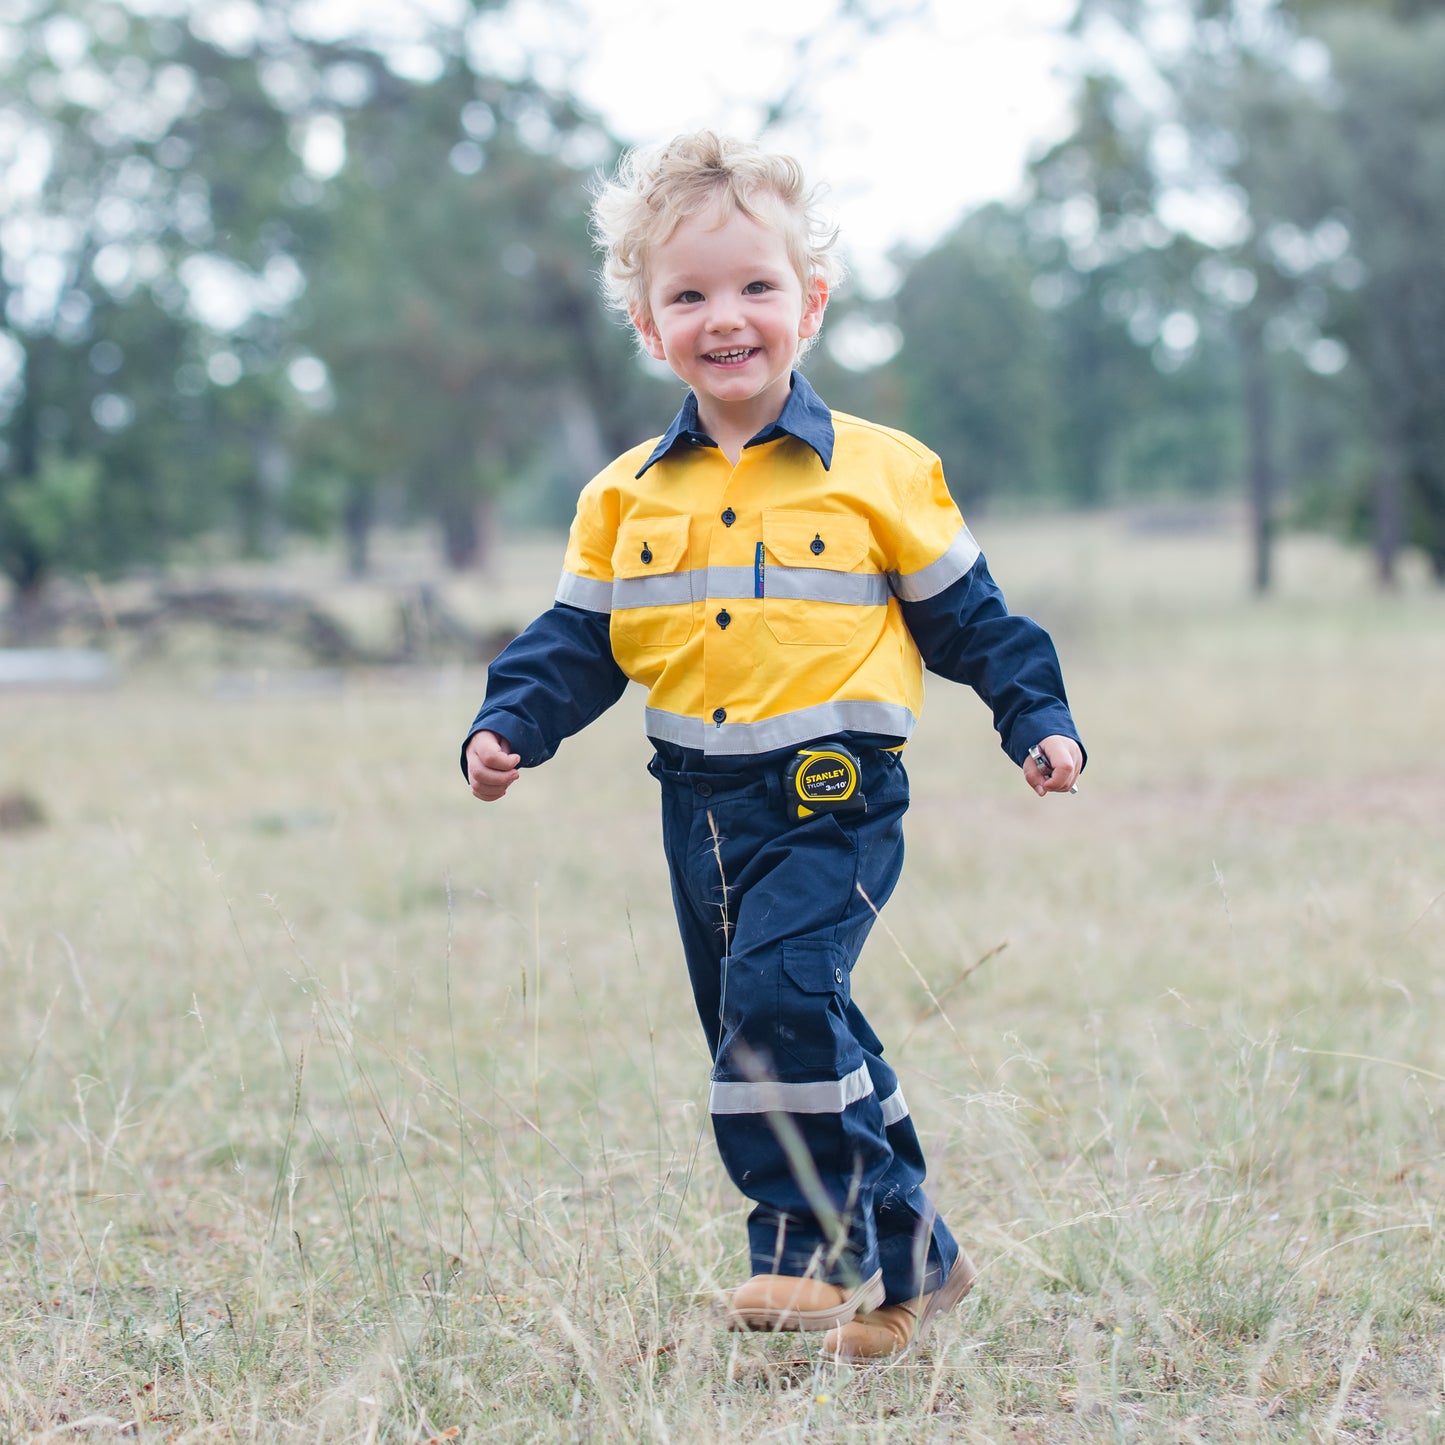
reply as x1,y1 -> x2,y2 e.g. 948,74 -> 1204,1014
694,379 -> 794,467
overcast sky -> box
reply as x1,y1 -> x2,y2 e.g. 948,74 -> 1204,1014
485,0 -> 1078,289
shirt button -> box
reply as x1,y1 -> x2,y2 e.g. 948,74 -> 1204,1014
716,609 -> 731,629
695,782 -> 713,798
640,545 -> 653,564
712,707 -> 727,724
834,967 -> 844,983
811,534 -> 825,555
721,508 -> 736,526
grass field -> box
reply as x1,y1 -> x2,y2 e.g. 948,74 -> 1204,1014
2,515 -> 1443,1443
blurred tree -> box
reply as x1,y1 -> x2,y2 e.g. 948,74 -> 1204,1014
0,0 -> 318,601
886,207 -> 1056,510
868,197 -> 1242,516
1028,34 -> 1293,587
1303,12 -> 1445,581
1,0 -> 664,604
1044,0 -> 1445,586
291,59 -> 662,573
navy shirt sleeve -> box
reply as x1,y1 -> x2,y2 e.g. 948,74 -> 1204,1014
461,602 -> 629,776
901,554 -> 1084,768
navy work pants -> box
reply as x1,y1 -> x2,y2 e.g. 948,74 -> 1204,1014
650,745 -> 960,1303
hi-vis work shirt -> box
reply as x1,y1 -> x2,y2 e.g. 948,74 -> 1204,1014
467,374 -> 1080,770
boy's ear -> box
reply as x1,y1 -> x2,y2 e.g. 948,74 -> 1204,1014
630,305 -> 666,361
798,276 -> 829,341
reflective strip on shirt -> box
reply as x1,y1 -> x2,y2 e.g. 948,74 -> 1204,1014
889,525 -> 982,603
555,572 -> 612,612
704,566 -> 757,600
607,565 -> 892,611
878,1087 -> 910,1127
645,699 -> 917,756
612,572 -> 696,609
709,1062 -> 875,1116
765,568 -> 891,606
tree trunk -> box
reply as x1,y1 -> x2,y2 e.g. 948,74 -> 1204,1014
1241,328 -> 1275,594
440,491 -> 498,572
1421,467 -> 1445,585
1371,455 -> 1404,588
5,577 -> 50,644
252,432 -> 290,559
343,485 -> 373,577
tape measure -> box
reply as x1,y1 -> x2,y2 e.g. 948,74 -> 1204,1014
785,746 -> 868,822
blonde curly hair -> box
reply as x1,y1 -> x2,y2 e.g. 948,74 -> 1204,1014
591,131 -> 842,331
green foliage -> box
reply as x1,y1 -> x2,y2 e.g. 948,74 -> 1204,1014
867,203 -> 1243,513
0,0 -> 318,589
0,451 -> 98,592
290,68 -> 665,570
1307,11 -> 1445,575
887,207 -> 1057,508
0,0 -> 664,596
1023,0 -> 1445,579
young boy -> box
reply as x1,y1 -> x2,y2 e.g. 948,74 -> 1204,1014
462,132 -> 1083,1362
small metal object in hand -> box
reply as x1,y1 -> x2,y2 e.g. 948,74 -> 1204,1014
1029,743 -> 1079,794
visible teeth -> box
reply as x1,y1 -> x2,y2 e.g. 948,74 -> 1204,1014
708,348 -> 754,362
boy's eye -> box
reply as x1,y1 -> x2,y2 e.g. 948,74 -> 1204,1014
675,290 -> 703,304
743,281 -> 772,295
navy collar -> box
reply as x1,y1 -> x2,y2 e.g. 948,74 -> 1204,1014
635,372 -> 835,477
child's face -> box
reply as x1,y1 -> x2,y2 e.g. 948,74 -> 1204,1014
632,200 -> 828,433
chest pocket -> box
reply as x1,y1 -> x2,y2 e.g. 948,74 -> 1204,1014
762,510 -> 875,646
611,514 -> 696,650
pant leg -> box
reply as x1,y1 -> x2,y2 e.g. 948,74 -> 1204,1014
653,749 -> 958,1297
847,1008 -> 961,1301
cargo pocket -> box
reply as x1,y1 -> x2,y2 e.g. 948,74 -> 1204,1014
610,514 -> 695,649
776,940 -> 852,1072
761,510 -> 874,645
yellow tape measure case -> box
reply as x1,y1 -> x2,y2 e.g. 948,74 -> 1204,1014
785,746 -> 868,822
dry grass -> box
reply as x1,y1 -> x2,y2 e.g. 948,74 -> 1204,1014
2,515 -> 1443,1443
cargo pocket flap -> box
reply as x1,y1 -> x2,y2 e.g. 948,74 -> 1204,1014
781,941 -> 848,997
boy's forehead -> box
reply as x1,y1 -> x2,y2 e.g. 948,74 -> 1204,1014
674,191 -> 787,240
649,197 -> 796,273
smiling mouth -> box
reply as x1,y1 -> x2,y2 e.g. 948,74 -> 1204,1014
705,347 -> 758,364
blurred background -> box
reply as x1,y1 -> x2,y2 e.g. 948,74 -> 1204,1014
2,0 -> 1443,660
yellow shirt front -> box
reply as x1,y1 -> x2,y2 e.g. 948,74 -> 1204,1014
555,404 -> 980,759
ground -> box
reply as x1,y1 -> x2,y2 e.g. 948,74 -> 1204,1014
1,513 -> 1443,1442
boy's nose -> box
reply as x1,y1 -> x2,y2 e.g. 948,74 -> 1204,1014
705,301 -> 744,332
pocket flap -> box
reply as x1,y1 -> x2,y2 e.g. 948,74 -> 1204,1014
614,514 -> 690,579
781,941 -> 848,997
763,510 -> 869,571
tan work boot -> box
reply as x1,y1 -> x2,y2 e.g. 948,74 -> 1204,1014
726,1268 -> 885,1332
820,1250 -> 977,1361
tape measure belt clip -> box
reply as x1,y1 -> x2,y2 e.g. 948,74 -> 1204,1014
784,746 -> 869,822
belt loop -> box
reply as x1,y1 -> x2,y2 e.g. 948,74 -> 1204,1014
764,767 -> 782,809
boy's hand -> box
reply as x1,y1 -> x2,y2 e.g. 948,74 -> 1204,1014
466,729 -> 521,802
1024,736 -> 1082,797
